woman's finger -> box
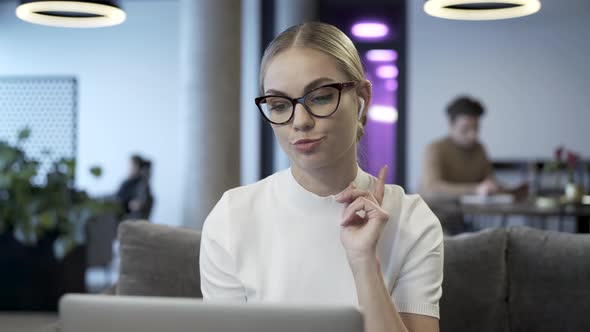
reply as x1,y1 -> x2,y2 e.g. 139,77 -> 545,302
335,188 -> 377,205
373,165 -> 387,205
341,198 -> 368,227
341,196 -> 383,227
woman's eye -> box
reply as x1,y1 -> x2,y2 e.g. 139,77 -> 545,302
311,93 -> 335,104
270,103 -> 289,112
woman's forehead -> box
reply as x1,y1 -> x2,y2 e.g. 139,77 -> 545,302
263,48 -> 347,94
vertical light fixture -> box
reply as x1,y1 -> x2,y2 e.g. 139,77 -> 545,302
359,44 -> 399,183
424,0 -> 541,20
16,1 -> 126,28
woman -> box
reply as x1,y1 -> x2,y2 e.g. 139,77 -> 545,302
200,22 -> 443,332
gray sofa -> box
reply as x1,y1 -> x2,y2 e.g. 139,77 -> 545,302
46,221 -> 590,332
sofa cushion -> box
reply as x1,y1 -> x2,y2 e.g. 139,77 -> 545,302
507,227 -> 590,332
117,221 -> 202,298
440,228 -> 509,332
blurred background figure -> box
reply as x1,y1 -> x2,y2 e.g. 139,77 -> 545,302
116,155 -> 154,220
419,96 -> 526,199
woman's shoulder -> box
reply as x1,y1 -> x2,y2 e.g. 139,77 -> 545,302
360,170 -> 418,208
376,183 -> 443,264
382,183 -> 429,218
362,170 -> 440,237
386,184 -> 442,243
202,170 -> 286,235
222,169 -> 286,203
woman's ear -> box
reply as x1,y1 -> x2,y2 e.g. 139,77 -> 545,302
357,98 -> 365,119
357,79 -> 372,118
357,97 -> 365,120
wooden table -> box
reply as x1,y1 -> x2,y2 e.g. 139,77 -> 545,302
427,198 -> 590,233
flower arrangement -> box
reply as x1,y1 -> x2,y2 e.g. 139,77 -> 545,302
553,146 -> 581,183
547,146 -> 586,203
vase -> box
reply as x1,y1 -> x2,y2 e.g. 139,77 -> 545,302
0,230 -> 86,311
565,182 -> 583,203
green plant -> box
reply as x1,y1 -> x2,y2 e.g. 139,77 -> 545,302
0,127 -> 120,259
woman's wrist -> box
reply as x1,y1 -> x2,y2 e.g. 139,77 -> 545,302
348,253 -> 381,277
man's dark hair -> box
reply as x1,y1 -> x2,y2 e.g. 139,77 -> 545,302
141,160 -> 152,172
446,96 -> 485,122
131,155 -> 144,168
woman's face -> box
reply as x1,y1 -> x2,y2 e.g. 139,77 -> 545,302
263,47 -> 364,171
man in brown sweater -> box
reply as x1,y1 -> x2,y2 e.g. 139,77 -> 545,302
419,96 -> 503,199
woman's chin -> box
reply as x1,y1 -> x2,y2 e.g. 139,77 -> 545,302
290,154 -> 331,171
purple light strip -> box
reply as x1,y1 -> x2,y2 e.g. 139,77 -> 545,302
366,49 -> 398,62
376,65 -> 399,79
351,22 -> 389,39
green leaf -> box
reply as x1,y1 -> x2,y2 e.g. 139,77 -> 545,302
0,174 -> 11,189
89,166 -> 102,178
38,211 -> 56,230
0,147 -> 17,170
17,127 -> 31,142
19,164 -> 37,181
60,158 -> 76,178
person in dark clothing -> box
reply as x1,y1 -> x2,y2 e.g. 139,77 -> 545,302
130,160 -> 154,219
116,155 -> 154,220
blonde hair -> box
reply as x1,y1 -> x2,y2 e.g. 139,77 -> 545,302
259,22 -> 368,141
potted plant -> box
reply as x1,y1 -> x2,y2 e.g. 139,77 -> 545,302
0,128 -> 120,310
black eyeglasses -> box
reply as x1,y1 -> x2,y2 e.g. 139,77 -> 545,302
255,81 -> 357,125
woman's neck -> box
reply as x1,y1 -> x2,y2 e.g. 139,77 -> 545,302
290,153 -> 359,197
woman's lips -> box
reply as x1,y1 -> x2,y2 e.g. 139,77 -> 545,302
292,137 -> 324,153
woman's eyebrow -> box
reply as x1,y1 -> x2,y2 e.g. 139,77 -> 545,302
264,77 -> 335,97
303,77 -> 335,93
264,88 -> 287,96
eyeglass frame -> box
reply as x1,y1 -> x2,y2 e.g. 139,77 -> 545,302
254,81 -> 358,125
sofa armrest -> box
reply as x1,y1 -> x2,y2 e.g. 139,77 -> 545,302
441,228 -> 509,332
116,220 -> 202,298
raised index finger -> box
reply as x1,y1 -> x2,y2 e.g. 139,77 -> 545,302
374,165 -> 387,205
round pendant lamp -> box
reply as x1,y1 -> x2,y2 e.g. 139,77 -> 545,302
424,0 -> 541,20
16,1 -> 126,28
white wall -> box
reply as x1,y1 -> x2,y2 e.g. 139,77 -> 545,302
0,1 -> 182,225
407,0 -> 590,192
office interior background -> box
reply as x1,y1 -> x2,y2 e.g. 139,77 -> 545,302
0,0 -> 589,330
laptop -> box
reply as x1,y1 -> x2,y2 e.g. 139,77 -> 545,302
59,294 -> 363,332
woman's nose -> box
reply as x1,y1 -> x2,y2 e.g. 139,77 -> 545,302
291,103 -> 314,131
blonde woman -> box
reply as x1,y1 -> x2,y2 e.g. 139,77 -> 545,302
200,22 -> 443,332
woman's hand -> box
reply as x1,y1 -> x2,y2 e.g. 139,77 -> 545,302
336,165 -> 390,267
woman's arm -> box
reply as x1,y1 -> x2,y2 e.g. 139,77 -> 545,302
337,166 -> 440,332
200,193 -> 247,301
200,235 -> 247,301
350,256 -> 438,332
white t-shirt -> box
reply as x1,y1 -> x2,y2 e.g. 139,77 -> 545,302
200,167 -> 443,318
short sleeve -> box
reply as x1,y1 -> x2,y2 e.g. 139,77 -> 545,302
479,143 -> 494,180
421,142 -> 443,188
391,198 -> 444,318
199,193 -> 247,302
